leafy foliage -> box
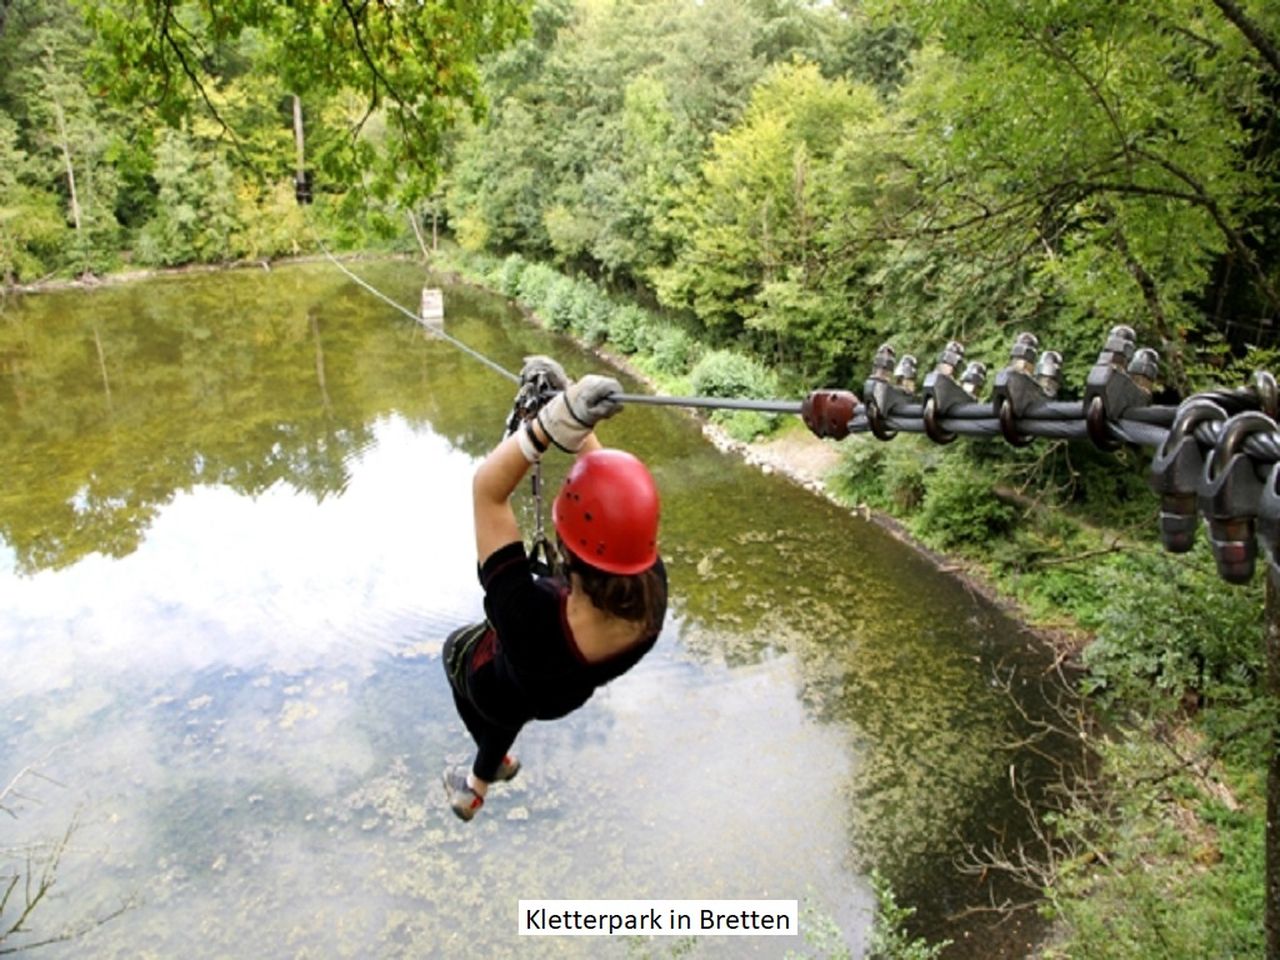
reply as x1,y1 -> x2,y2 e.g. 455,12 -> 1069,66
865,870 -> 951,960
1082,546 -> 1264,703
79,0 -> 532,204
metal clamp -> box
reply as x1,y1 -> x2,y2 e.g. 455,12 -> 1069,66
991,333 -> 1049,448
1148,398 -> 1228,552
801,390 -> 859,440
1254,370 -> 1278,421
862,344 -> 914,442
1257,461 -> 1280,567
1198,410 -> 1275,583
1083,328 -> 1156,452
922,341 -> 968,445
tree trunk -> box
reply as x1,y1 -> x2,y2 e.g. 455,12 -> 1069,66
51,94 -> 82,235
408,210 -> 430,261
292,94 -> 305,178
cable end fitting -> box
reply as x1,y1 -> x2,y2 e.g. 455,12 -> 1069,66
802,390 -> 859,440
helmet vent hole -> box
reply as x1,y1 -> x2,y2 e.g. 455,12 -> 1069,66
584,512 -> 593,522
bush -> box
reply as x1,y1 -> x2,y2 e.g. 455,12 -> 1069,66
831,437 -> 937,513
573,289 -> 612,345
516,261 -> 559,310
497,253 -> 526,297
912,464 -> 1016,550
689,349 -> 776,399
608,305 -> 650,354
651,328 -> 700,375
690,349 -> 783,438
1081,546 -> 1263,702
542,276 -> 577,330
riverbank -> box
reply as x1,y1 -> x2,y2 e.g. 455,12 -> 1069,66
1,250 -> 417,296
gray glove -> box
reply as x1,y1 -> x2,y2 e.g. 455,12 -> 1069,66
519,355 -> 570,392
537,374 -> 623,452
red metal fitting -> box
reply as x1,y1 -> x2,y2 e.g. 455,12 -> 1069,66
801,390 -> 859,440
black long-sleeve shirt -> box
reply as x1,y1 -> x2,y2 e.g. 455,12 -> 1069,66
461,541 -> 666,728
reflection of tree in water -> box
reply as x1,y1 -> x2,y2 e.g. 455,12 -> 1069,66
0,264 -> 454,573
659,461 -> 1068,939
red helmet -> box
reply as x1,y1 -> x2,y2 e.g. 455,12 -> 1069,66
553,449 -> 660,575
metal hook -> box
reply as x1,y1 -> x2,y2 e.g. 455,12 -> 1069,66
1199,410 -> 1276,583
997,397 -> 1032,447
866,397 -> 897,442
1206,411 -> 1276,482
1086,395 -> 1121,451
1162,397 -> 1229,454
923,396 -> 956,444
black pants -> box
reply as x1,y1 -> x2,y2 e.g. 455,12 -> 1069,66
443,623 -> 522,782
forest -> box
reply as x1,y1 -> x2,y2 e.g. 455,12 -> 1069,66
3,0 -> 1279,957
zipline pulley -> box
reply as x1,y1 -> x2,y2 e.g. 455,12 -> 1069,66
504,370 -> 562,574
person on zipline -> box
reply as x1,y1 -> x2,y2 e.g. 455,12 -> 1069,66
442,357 -> 667,821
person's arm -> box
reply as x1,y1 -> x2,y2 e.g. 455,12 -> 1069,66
473,419 -> 550,565
473,376 -> 619,565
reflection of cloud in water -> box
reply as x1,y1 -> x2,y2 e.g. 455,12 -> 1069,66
0,417 -> 483,700
43,634 -> 871,959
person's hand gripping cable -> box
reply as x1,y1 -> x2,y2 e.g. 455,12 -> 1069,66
536,374 -> 623,453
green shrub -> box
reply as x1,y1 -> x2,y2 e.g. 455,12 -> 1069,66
580,310 -> 611,346
1081,545 -> 1263,702
866,871 -> 950,960
608,305 -> 650,354
830,437 -> 936,513
516,261 -> 559,310
912,464 -> 1016,549
880,445 -> 930,513
689,349 -> 782,437
718,410 -> 776,442
651,328 -> 700,375
542,276 -> 577,330
565,284 -> 610,344
690,349 -> 775,398
830,439 -> 889,506
497,253 -> 526,296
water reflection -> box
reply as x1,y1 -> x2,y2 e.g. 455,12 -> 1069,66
0,262 -> 1058,957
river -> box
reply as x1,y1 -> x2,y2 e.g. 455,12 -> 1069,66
0,260 -> 1059,958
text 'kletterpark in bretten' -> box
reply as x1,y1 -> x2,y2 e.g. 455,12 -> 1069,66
522,907 -> 793,934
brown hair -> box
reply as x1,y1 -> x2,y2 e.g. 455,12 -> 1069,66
561,543 -> 666,637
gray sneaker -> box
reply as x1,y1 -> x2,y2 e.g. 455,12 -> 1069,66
443,767 -> 483,821
494,754 -> 521,782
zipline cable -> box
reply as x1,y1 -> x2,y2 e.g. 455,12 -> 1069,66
612,392 -> 804,414
316,241 -> 520,385
316,245 -> 816,413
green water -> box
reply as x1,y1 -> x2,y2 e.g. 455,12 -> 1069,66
1,261 -> 1056,958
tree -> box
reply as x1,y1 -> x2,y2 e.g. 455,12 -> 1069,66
0,111 -> 67,283
80,0 -> 532,204
862,0 -> 1280,384
653,61 -> 884,376
0,0 -> 122,276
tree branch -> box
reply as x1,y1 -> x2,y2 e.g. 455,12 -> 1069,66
1133,146 -> 1280,310
1210,0 -> 1280,77
337,0 -> 422,143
